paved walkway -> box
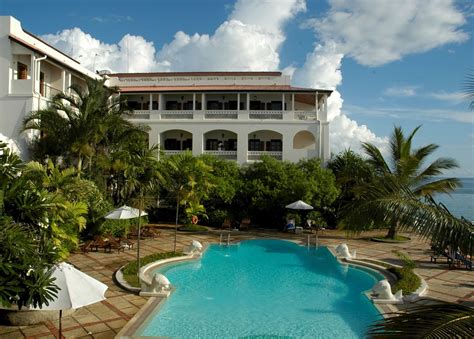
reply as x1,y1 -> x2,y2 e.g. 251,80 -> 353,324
0,227 -> 472,338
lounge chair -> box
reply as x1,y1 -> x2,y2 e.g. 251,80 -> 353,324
221,219 -> 232,229
79,240 -> 94,253
92,236 -> 112,253
239,218 -> 251,230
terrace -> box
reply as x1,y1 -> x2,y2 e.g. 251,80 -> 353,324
0,229 -> 471,338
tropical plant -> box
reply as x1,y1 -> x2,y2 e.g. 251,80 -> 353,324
22,78 -> 145,174
0,219 -> 59,309
239,156 -> 338,228
161,151 -> 213,251
328,149 -> 374,223
368,303 -> 474,338
348,126 -> 460,239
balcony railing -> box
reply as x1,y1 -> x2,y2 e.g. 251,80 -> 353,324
161,110 -> 194,119
247,151 -> 283,161
249,110 -> 283,120
162,150 -> 185,155
205,110 -> 238,119
203,150 -> 237,160
130,110 -> 150,119
125,109 -> 316,121
295,111 -> 317,120
41,84 -> 62,100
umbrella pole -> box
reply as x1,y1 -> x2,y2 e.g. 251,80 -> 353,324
137,207 -> 142,280
59,309 -> 62,338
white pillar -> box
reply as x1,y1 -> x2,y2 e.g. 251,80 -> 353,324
202,93 -> 206,110
246,93 -> 250,111
149,93 -> 152,113
291,93 -> 295,111
282,132 -> 293,162
282,93 -> 285,111
61,70 -> 66,92
315,91 -> 319,119
148,127 -> 160,149
237,132 -> 248,165
237,93 -> 240,111
192,131 -> 203,157
193,93 -> 196,111
319,94 -> 330,163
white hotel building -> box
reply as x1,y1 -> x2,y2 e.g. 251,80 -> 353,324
0,16 -> 332,164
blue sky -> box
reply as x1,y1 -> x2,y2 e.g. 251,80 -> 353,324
1,0 -> 473,176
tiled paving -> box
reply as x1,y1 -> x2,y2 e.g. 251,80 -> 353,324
0,226 -> 472,338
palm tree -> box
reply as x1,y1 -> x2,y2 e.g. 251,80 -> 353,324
368,303 -> 474,338
357,126 -> 460,239
161,152 -> 213,252
23,78 -> 143,174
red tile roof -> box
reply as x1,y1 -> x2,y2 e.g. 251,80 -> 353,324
118,85 -> 332,93
110,71 -> 283,77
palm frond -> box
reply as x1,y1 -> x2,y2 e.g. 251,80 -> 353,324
368,303 -> 474,338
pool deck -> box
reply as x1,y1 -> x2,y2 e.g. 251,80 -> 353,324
0,226 -> 472,338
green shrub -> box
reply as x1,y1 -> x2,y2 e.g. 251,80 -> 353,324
207,209 -> 230,227
389,251 -> 421,294
122,251 -> 183,287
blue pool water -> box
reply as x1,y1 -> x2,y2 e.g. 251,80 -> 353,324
139,239 -> 383,338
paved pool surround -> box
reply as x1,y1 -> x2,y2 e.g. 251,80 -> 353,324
0,227 -> 472,338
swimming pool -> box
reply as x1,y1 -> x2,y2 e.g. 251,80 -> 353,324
138,239 -> 383,338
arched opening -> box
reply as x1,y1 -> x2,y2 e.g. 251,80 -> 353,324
160,129 -> 193,154
203,129 -> 238,160
293,130 -> 316,150
247,130 -> 283,161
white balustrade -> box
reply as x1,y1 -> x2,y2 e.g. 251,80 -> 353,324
163,150 -> 185,155
294,111 -> 317,120
249,110 -> 283,120
247,151 -> 283,161
205,110 -> 238,119
203,150 -> 238,160
129,110 -> 150,119
161,110 -> 194,119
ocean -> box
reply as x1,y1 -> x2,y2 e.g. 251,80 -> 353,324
435,178 -> 474,221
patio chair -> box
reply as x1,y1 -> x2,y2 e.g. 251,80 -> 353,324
92,236 -> 112,253
142,225 -> 161,239
221,219 -> 232,229
119,237 -> 134,249
106,236 -> 125,253
239,218 -> 251,230
79,240 -> 94,253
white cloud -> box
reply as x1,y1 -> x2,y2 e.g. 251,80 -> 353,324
42,29 -> 158,72
346,104 -> 474,124
428,91 -> 466,103
384,86 -> 419,97
308,0 -> 468,66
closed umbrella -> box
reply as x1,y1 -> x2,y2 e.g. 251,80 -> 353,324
104,205 -> 148,276
35,262 -> 108,337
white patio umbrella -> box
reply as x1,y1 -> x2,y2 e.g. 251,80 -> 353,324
104,205 -> 148,220
35,262 -> 108,337
285,200 -> 313,210
104,205 -> 148,276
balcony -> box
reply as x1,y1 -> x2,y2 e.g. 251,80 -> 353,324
10,79 -> 33,95
247,151 -> 283,161
161,110 -> 194,119
203,150 -> 237,160
205,110 -> 238,119
249,110 -> 283,120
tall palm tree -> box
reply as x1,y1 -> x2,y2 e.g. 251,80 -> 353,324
358,126 -> 460,239
160,152 -> 213,252
22,78 -> 142,174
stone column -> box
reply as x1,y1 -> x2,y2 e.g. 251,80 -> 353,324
319,94 -> 330,163
192,131 -> 203,157
237,131 -> 248,165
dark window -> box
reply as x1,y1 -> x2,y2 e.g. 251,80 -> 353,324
270,139 -> 282,151
249,101 -> 261,110
228,139 -> 237,151
206,139 -> 219,150
183,101 -> 193,110
39,72 -> 45,96
164,139 -> 180,150
182,139 -> 192,150
127,101 -> 139,109
166,101 -> 179,110
207,101 -> 222,110
270,101 -> 282,110
249,139 -> 262,151
227,101 -> 237,110
152,101 -> 158,110
17,62 -> 28,80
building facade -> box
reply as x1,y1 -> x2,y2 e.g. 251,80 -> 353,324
0,16 -> 332,164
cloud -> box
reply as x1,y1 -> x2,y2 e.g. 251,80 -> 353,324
428,91 -> 466,103
384,86 -> 419,97
307,0 -> 468,66
346,104 -> 474,124
92,15 -> 133,23
42,29 -> 158,72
